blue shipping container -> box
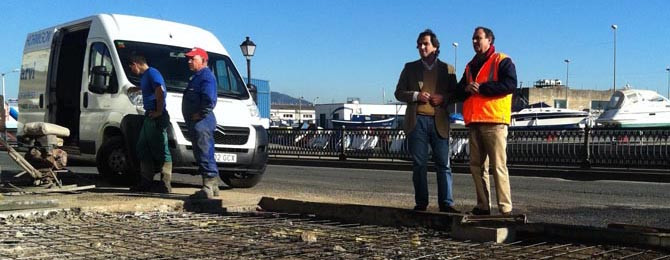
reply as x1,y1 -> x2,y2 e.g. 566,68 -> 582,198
244,77 -> 270,119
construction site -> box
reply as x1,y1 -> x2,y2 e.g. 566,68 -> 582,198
2,189 -> 670,259
0,114 -> 665,260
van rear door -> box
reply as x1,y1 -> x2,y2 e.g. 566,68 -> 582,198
18,27 -> 57,134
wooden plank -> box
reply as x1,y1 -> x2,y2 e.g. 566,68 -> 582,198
1,185 -> 96,195
0,199 -> 59,211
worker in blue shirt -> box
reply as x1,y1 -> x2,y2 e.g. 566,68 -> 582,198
183,47 -> 219,199
128,54 -> 172,193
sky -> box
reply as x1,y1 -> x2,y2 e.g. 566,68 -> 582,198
1,0 -> 669,104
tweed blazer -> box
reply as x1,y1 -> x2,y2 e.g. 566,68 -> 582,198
394,59 -> 458,138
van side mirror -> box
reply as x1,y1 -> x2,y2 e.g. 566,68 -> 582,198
247,83 -> 257,102
89,65 -> 110,94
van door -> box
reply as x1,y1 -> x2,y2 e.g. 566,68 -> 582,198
18,28 -> 57,130
48,28 -> 89,146
79,41 -> 119,154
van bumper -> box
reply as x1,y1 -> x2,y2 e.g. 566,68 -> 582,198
171,125 -> 268,176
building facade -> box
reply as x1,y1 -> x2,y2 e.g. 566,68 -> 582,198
270,104 -> 316,127
516,86 -> 612,112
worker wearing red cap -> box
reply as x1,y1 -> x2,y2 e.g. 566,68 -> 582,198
182,47 -> 220,199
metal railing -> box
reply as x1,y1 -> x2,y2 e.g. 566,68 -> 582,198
268,126 -> 670,169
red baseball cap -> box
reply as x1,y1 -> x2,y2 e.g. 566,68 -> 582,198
185,47 -> 208,61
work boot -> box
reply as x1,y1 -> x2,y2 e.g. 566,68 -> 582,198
189,176 -> 220,199
130,161 -> 155,192
153,162 -> 172,193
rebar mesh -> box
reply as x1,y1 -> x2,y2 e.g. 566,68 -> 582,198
0,211 -> 667,259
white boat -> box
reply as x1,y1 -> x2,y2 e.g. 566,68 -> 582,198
511,103 -> 590,129
595,89 -> 670,128
331,115 -> 395,129
449,113 -> 466,129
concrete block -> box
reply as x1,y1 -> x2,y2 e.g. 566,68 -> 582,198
451,222 -> 516,243
183,199 -> 226,214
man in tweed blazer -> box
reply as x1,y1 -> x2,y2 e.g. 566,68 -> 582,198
394,29 -> 459,213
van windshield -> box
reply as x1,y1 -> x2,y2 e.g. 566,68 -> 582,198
115,40 -> 249,99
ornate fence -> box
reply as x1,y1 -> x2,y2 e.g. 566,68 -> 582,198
268,127 -> 670,169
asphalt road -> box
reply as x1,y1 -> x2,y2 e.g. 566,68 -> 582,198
2,153 -> 669,229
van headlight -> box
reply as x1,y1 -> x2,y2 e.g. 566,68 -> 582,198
127,86 -> 145,114
247,103 -> 259,118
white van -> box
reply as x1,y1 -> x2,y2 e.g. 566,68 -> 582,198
17,14 -> 267,188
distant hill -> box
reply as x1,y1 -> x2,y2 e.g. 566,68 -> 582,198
271,91 -> 312,105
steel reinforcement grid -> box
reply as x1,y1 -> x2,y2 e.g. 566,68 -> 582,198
1,211 -> 669,259
268,127 -> 670,169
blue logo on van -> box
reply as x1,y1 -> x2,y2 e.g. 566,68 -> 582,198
24,28 -> 54,50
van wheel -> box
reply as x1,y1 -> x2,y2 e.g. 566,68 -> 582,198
96,136 -> 134,184
221,173 -> 263,188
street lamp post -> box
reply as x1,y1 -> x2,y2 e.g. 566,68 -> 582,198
611,24 -> 617,94
298,96 -> 303,125
1,68 -> 19,141
312,97 -> 319,126
239,36 -> 256,99
452,42 -> 458,113
666,66 -> 670,99
452,42 -> 458,74
564,59 -> 570,108
1,68 -> 20,102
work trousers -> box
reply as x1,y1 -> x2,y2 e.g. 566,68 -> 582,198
187,113 -> 219,178
468,123 -> 512,213
136,113 -> 172,167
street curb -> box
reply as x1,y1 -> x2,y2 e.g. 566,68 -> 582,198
269,157 -> 670,183
257,196 -> 670,249
258,196 -> 454,230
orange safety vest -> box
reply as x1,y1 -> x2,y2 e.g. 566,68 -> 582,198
462,52 -> 512,125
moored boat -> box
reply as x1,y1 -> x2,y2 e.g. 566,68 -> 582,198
595,89 -> 670,128
511,103 -> 589,129
331,115 -> 395,129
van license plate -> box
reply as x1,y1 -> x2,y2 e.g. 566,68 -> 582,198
214,153 -> 237,163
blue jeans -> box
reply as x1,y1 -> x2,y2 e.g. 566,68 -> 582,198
187,113 -> 219,178
408,115 -> 454,207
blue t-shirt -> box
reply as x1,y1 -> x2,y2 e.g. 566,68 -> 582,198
140,67 -> 167,112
